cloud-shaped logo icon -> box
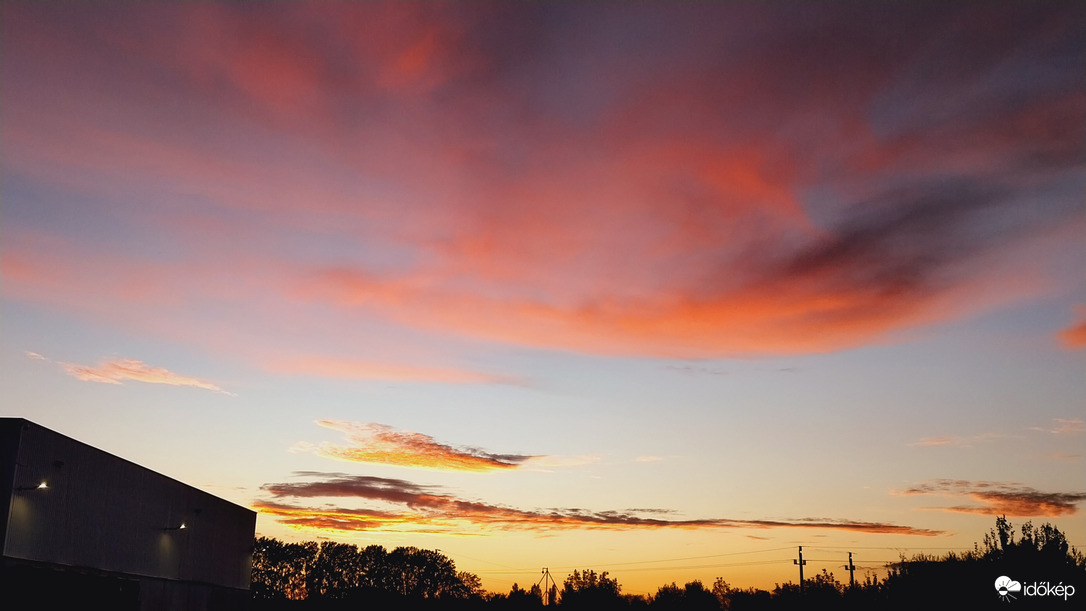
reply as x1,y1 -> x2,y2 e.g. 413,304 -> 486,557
995,575 -> 1022,601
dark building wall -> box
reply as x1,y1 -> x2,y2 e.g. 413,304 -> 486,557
0,420 -> 22,555
1,418 -> 255,607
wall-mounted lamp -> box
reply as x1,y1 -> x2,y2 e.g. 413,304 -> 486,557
17,481 -> 48,491
163,523 -> 186,531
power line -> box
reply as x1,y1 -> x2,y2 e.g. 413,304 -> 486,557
471,545 -> 797,574
805,545 -> 972,551
612,559 -> 795,573
448,550 -> 519,569
551,546 -> 799,570
604,546 -> 798,565
476,558 -> 795,576
469,541 -> 939,588
806,558 -> 899,563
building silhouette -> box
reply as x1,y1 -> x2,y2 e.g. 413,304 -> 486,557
1,418 -> 255,610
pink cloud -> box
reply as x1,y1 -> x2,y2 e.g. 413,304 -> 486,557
3,3 -> 1082,361
57,357 -> 231,394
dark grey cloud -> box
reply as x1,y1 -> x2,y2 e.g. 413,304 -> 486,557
902,479 -> 1086,517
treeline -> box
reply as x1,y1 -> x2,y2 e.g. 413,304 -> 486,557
251,517 -> 1085,609
251,539 -> 483,606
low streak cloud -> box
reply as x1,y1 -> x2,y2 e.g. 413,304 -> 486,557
257,472 -> 943,536
1030,418 -> 1086,436
294,421 -> 539,472
901,479 -> 1086,517
31,352 -> 232,395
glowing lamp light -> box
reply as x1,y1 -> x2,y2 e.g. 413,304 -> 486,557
179,523 -> 186,530
37,481 -> 48,489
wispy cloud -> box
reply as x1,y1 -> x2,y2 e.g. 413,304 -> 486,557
1045,453 -> 1083,461
293,421 -> 539,472
913,419 -> 1083,448
908,432 -> 1005,448
30,352 -> 232,395
257,472 -> 943,536
524,454 -> 601,469
900,479 -> 1086,517
1030,418 -> 1086,436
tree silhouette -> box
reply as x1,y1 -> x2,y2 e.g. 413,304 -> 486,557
560,569 -> 624,609
306,541 -> 361,599
651,580 -> 719,611
381,546 -> 464,599
489,583 -> 544,611
252,537 -> 317,600
251,538 -> 482,605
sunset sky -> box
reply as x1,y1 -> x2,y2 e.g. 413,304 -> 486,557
2,1 -> 1084,594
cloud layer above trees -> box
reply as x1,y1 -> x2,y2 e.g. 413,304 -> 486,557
257,472 -> 943,536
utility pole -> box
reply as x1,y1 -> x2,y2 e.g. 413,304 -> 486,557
794,546 -> 807,594
538,568 -> 557,606
845,552 -> 856,588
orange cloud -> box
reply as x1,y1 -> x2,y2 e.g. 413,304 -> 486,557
50,355 -> 231,395
253,499 -> 421,532
280,168 -> 1077,359
376,25 -> 467,96
901,480 -> 1086,517
296,263 -> 935,358
257,472 -> 944,536
294,421 -> 538,472
1058,308 -> 1086,348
